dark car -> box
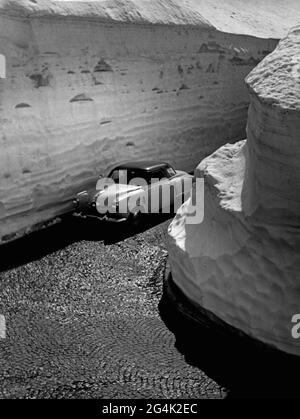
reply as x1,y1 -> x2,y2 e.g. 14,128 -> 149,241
74,160 -> 193,224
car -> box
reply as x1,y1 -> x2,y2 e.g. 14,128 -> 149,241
73,160 -> 194,224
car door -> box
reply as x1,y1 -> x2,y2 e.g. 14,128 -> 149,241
164,165 -> 186,212
151,167 -> 180,213
144,169 -> 165,213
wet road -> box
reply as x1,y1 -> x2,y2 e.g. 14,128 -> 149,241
0,216 -> 225,399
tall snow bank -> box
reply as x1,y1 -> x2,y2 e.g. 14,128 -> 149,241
0,0 -> 294,242
167,25 -> 300,355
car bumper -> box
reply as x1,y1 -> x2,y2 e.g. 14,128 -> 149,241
76,213 -> 128,223
73,203 -> 128,223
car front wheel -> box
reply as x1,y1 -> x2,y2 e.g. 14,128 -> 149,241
126,207 -> 144,228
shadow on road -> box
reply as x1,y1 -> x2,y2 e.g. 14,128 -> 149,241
159,275 -> 300,399
0,213 -> 172,273
80,213 -> 172,244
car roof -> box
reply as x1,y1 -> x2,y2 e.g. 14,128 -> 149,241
112,160 -> 170,172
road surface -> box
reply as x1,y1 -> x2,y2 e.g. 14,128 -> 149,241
0,216 -> 225,399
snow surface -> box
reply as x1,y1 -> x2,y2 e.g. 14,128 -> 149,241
0,0 -> 299,241
167,25 -> 300,355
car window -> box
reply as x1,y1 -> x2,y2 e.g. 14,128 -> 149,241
128,170 -> 151,184
126,169 -> 163,185
109,169 -> 150,185
109,167 -> 174,185
149,170 -> 166,182
165,166 -> 176,178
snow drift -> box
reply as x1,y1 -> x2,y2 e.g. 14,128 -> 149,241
0,0 -> 299,242
167,25 -> 300,355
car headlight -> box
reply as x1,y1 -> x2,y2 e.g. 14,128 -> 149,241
75,191 -> 90,209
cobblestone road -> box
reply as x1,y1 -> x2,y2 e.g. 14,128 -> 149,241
0,216 -> 225,399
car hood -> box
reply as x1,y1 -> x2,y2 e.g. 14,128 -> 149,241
95,183 -> 142,201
